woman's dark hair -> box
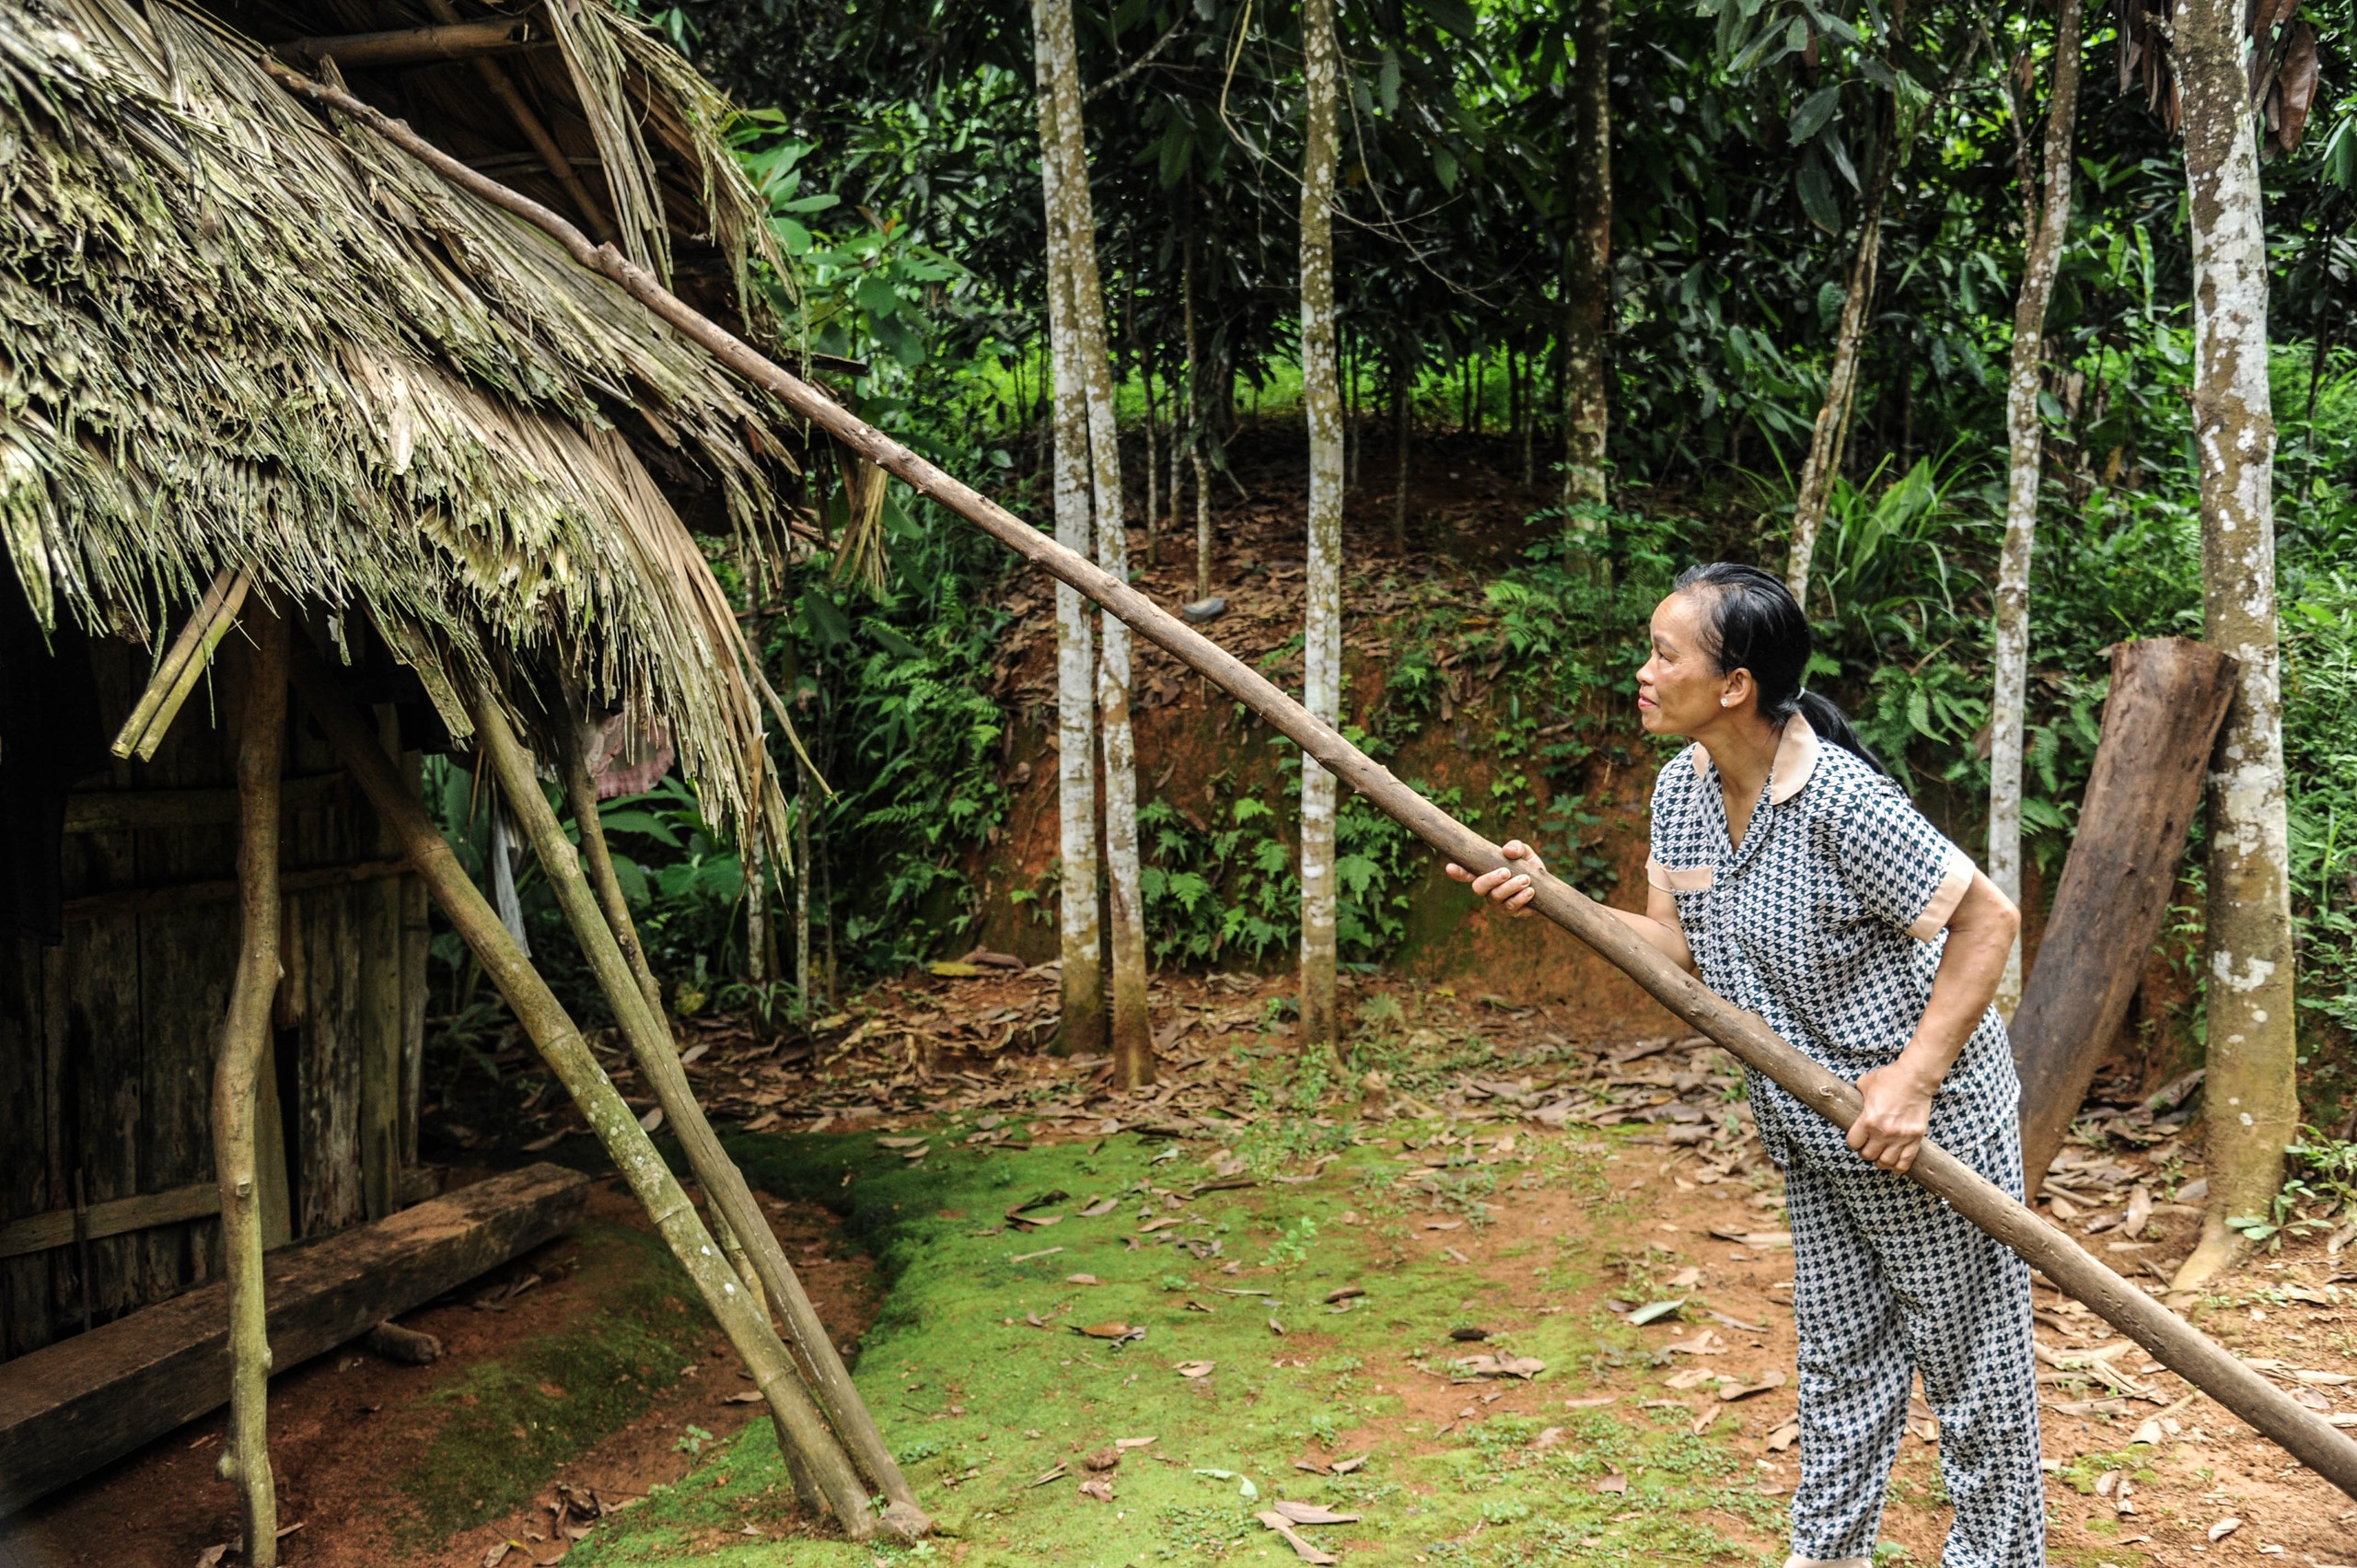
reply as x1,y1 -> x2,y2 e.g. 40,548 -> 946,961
1671,562 -> 1887,774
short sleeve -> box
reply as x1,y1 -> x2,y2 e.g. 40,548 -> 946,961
1838,780 -> 1975,941
1646,749 -> 1710,891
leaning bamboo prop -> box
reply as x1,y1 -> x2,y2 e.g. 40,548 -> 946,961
112,566 -> 250,762
550,717 -> 772,1327
264,61 -> 2357,1499
284,651 -> 892,1541
214,606 -> 284,1566
479,698 -> 929,1533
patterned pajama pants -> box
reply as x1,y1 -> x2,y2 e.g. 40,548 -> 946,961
1782,1123 -> 2045,1568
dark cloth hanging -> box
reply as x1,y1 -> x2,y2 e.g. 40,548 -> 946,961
0,554 -> 107,945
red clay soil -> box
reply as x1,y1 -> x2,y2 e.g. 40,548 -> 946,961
0,1177 -> 877,1568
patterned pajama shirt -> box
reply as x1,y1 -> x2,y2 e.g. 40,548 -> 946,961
1646,716 -> 2044,1568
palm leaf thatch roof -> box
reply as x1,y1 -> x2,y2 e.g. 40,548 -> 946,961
0,0 -> 808,841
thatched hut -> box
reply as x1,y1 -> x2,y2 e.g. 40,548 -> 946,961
0,0 -> 914,1544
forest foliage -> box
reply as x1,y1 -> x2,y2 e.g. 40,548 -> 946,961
447,0 -> 2357,1109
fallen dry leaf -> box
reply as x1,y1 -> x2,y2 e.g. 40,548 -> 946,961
1562,1393 -> 1619,1410
1596,1472 -> 1629,1494
1766,1420 -> 1801,1452
1721,1370 -> 1789,1402
2207,1517 -> 2242,1542
1329,1454 -> 1368,1473
1066,1273 -> 1101,1285
1175,1360 -> 1216,1377
1253,1511 -> 1339,1564
1027,1462 -> 1068,1489
1271,1500 -> 1363,1525
1115,1435 -> 1156,1449
1077,1477 -> 1115,1504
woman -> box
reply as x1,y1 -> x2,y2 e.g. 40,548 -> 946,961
1449,563 -> 2043,1568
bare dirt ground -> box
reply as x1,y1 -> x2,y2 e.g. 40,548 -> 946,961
0,1181 -> 877,1568
8,970 -> 2353,1567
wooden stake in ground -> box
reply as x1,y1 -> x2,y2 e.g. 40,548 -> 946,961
554,718 -> 765,1324
2173,0 -> 2300,1295
213,606 -> 284,1567
263,63 -> 2357,1499
475,697 -> 927,1535
1990,0 -> 2085,1016
1296,0 -> 1343,1056
2012,638 -> 2233,1187
285,650 -> 894,1540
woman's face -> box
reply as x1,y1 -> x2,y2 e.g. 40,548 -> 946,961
1637,590 -> 1744,737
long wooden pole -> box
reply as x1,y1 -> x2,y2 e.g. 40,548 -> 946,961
284,650 -> 888,1540
264,62 -> 2357,1499
214,607 -> 284,1566
470,699 -> 928,1535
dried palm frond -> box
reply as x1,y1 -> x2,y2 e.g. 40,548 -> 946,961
0,0 -> 807,850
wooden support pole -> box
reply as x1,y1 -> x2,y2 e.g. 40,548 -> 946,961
214,606 -> 284,1567
284,650 -> 888,1540
265,63 -> 2357,1501
478,698 -> 926,1533
553,714 -> 771,1327
2013,638 -> 2236,1187
110,567 -> 250,762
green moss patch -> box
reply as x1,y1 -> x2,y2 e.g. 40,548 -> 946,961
398,1217 -> 716,1543
563,1125 -> 1794,1566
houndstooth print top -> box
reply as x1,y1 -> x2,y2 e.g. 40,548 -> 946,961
1646,714 -> 2019,1170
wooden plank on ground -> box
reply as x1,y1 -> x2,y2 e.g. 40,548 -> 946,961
0,1162 -> 589,1515
2012,637 -> 2235,1186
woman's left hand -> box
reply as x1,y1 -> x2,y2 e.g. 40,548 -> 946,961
1848,1063 -> 1935,1174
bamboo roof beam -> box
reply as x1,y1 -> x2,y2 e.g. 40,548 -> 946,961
279,17 -> 540,71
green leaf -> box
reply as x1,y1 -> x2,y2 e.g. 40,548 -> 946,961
1419,0 -> 1478,40
802,585 -> 854,646
595,811 -> 683,847
1796,159 -> 1840,234
1788,85 -> 1840,145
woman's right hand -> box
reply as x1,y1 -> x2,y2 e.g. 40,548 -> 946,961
1446,839 -> 1545,918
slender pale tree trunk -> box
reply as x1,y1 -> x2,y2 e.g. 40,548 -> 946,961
1298,0 -> 1343,1058
2172,0 -> 2298,1293
1562,0 -> 1613,510
1034,64 -> 1106,1059
1185,229 -> 1213,601
1783,168 -> 1887,602
215,608 -> 285,1567
1035,0 -> 1152,1086
1391,354 -> 1411,548
1991,0 -> 2084,1019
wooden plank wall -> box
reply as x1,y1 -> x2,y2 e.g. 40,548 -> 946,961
0,642 -> 427,1363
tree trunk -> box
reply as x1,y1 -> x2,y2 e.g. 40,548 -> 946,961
1561,0 -> 1613,508
1784,159 -> 1892,602
2013,639 -> 2235,1187
214,607 -> 284,1566
1033,47 -> 1106,1059
1035,0 -> 1152,1086
1391,357 -> 1411,550
1991,0 -> 2084,1016
2173,0 -> 2299,1294
1298,0 -> 1343,1058
1184,228 -> 1211,601
1133,283 -> 1160,569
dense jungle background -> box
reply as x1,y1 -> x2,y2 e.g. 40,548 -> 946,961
415,0 -> 2357,1121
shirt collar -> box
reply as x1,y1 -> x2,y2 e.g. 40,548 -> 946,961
1685,713 -> 1821,806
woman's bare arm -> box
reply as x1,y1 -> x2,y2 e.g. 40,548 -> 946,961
1848,869 -> 2020,1173
1445,840 -> 1695,972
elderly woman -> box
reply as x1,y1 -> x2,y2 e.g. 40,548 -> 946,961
1450,562 -> 2042,1568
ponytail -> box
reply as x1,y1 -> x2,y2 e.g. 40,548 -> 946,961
1672,562 -> 1887,776
1793,688 -> 1886,777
